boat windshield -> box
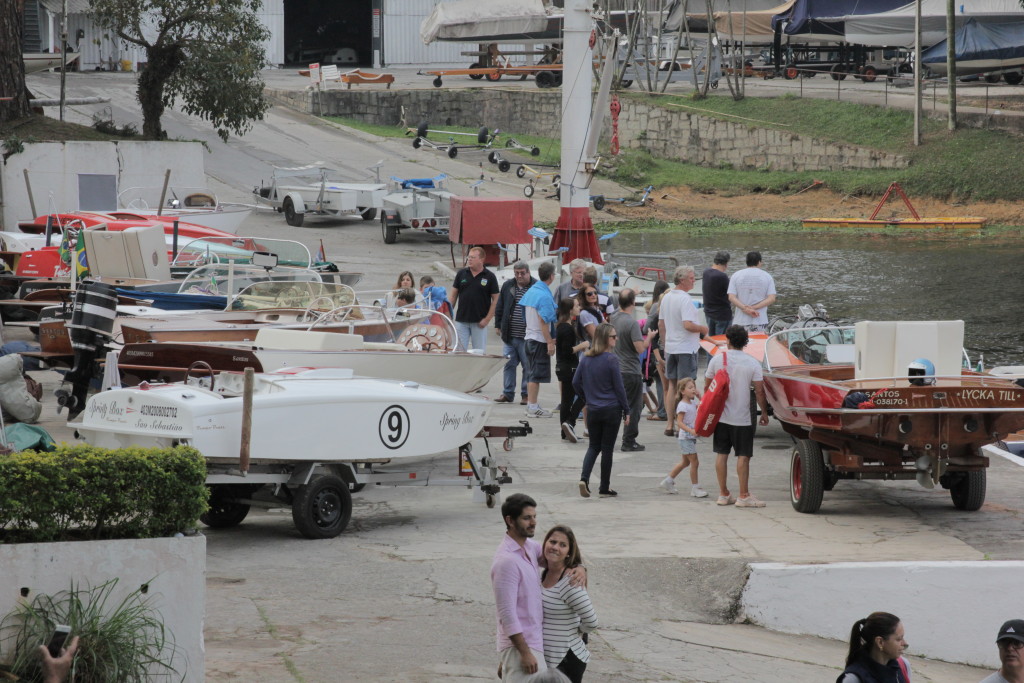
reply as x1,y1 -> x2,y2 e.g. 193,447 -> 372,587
173,237 -> 312,268
177,264 -> 322,297
231,281 -> 357,311
118,186 -> 220,210
764,325 -> 855,371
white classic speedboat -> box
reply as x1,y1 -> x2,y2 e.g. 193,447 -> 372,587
76,367 -> 492,463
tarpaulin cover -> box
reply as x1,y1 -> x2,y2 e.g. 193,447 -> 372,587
115,289 -> 228,311
842,0 -> 1024,47
449,197 -> 533,245
774,0 -> 907,39
662,0 -> 782,34
922,17 -> 1024,67
713,0 -> 796,43
420,0 -> 551,44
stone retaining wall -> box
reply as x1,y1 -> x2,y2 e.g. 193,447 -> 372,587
266,87 -> 909,172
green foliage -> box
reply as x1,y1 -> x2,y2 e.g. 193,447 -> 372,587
90,0 -> 271,141
0,578 -> 179,682
2,135 -> 24,158
0,445 -> 208,543
90,112 -> 138,138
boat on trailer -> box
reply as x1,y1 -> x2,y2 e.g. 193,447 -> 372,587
762,320 -> 1024,513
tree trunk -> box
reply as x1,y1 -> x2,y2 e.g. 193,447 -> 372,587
136,45 -> 183,139
0,0 -> 32,122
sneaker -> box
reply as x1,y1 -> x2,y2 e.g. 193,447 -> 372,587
561,422 -> 578,443
716,495 -> 736,506
526,407 -> 552,418
620,442 -> 646,452
583,428 -> 589,438
598,489 -> 618,497
578,481 -> 590,498
494,395 -> 514,403
660,477 -> 679,494
691,485 -> 709,498
736,495 -> 766,508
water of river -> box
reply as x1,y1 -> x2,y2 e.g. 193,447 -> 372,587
613,232 -> 1024,367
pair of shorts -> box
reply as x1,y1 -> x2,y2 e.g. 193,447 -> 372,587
678,436 -> 697,455
666,352 -> 698,380
524,339 -> 552,383
712,422 -> 755,458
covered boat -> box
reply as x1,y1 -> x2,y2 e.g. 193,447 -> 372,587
840,0 -> 1024,47
762,320 -> 1024,513
921,17 -> 1024,80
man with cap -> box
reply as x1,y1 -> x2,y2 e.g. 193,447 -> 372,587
980,619 -> 1024,683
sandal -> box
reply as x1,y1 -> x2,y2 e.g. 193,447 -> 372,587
647,415 -> 666,421
664,428 -> 675,437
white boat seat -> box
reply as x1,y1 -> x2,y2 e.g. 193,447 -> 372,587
854,320 -> 964,381
254,328 -> 364,351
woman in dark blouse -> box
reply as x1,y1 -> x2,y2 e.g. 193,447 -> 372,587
556,297 -> 589,443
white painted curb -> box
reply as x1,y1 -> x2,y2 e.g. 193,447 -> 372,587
741,561 -> 1024,668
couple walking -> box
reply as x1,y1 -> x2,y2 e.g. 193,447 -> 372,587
491,494 -> 598,683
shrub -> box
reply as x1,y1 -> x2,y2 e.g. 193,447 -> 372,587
0,446 -> 208,543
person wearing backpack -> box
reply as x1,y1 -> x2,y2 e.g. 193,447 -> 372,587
705,325 -> 770,508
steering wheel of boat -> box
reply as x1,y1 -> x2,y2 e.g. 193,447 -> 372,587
301,298 -> 348,324
185,361 -> 215,391
398,325 -> 454,352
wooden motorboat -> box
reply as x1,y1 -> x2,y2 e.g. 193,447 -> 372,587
117,186 -> 252,233
762,320 -> 1024,514
116,325 -> 506,394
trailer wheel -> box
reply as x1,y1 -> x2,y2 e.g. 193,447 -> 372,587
592,195 -> 606,211
468,62 -> 484,80
1004,71 -> 1023,85
283,198 -> 304,227
791,439 -> 825,513
950,470 -> 986,511
523,184 -> 535,198
516,166 -> 527,179
498,159 -> 511,173
382,214 -> 398,244
432,76 -> 443,88
488,151 -> 499,163
985,73 -> 1002,83
360,207 -> 377,221
536,71 -> 555,88
861,65 -> 878,83
447,146 -> 458,159
784,64 -> 799,80
486,71 -> 502,82
830,65 -> 848,81
486,493 -> 496,508
292,474 -> 352,539
200,485 -> 251,529
530,146 -> 540,156
619,79 -> 633,89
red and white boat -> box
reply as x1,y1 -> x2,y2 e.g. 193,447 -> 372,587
761,320 -> 1024,514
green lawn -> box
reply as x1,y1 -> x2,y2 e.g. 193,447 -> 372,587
325,93 -> 1024,201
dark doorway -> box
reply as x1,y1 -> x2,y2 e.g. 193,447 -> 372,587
284,0 -> 373,67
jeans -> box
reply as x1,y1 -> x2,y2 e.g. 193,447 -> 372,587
454,321 -> 487,353
501,337 -> 528,399
580,406 -> 621,493
621,373 -> 644,445
654,372 -> 666,419
557,368 -> 585,427
707,317 -> 732,336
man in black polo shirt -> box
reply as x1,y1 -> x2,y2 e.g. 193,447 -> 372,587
702,251 -> 732,336
450,246 -> 499,353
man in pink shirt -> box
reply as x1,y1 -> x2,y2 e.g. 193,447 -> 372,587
491,493 -> 545,680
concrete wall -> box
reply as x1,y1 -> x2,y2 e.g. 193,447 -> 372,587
0,535 -> 206,681
741,560 -> 1024,668
265,87 -> 909,173
0,141 -> 207,231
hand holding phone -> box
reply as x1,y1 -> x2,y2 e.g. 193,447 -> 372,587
47,625 -> 71,658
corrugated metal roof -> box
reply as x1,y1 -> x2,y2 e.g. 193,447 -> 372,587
39,0 -> 93,14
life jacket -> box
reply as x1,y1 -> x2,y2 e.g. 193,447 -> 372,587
836,656 -> 909,683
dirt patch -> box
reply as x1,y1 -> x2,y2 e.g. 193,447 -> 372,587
603,183 -> 1024,227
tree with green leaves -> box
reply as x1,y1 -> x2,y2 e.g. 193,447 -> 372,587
89,0 -> 271,141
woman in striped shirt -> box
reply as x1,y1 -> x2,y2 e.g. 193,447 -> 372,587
541,525 -> 598,683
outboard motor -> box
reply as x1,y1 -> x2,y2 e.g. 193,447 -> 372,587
55,282 -> 118,419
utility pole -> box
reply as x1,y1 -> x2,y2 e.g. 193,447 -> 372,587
913,0 -> 922,145
946,0 -> 957,130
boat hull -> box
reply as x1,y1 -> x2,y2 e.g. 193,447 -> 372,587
118,341 -> 507,393
76,370 -> 492,463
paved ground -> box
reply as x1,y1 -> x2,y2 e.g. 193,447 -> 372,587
18,70 -> 1024,681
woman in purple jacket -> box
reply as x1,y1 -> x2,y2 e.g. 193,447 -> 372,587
573,323 -> 630,498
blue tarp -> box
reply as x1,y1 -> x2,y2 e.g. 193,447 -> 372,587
775,0 -> 907,37
922,17 -> 1024,65
116,289 -> 228,311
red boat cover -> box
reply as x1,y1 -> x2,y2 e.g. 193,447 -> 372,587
449,197 -> 532,245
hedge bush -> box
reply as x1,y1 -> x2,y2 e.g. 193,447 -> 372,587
0,445 -> 208,543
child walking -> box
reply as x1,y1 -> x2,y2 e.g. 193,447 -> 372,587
660,378 -> 709,497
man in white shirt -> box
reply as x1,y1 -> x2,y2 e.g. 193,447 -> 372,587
658,266 -> 708,437
980,619 -> 1024,683
727,251 -> 776,332
705,325 -> 770,508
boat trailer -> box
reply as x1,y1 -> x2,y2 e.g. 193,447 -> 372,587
201,421 -> 533,539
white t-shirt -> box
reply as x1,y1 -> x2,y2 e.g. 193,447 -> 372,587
727,267 -> 776,326
660,289 -> 701,354
525,306 -> 547,343
676,398 -> 698,434
978,673 -> 1010,683
705,349 -> 763,426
